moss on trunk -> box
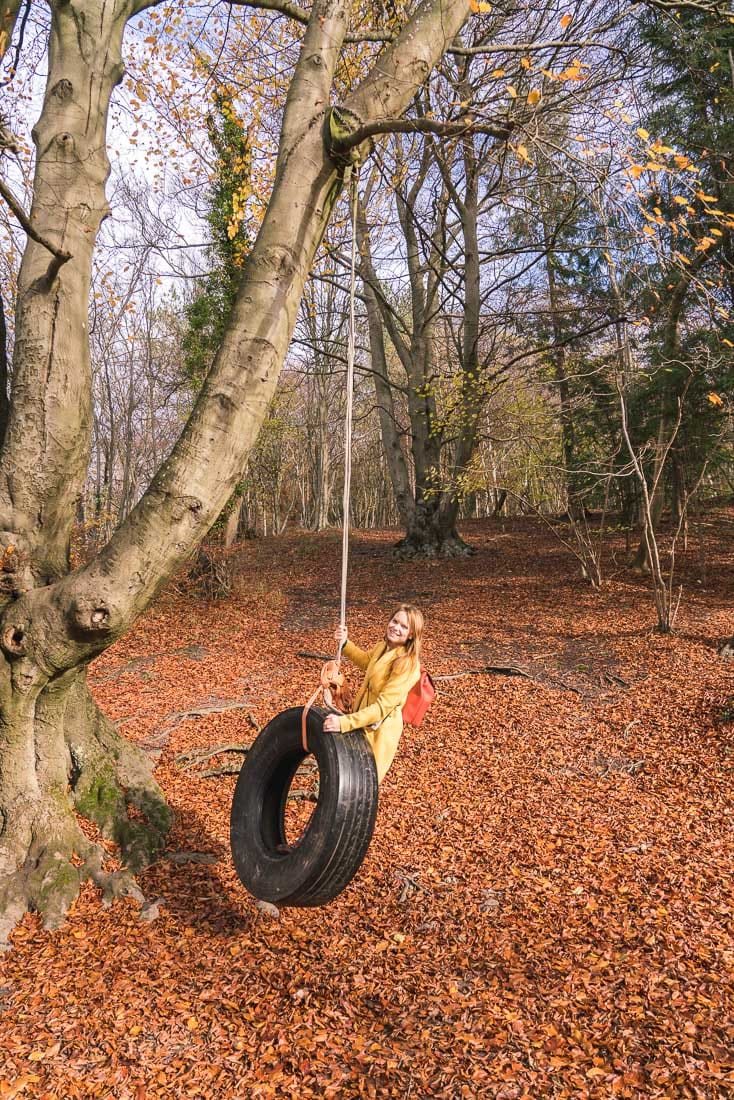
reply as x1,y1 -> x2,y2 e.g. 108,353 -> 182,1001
0,668 -> 171,948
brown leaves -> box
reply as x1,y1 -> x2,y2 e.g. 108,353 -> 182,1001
1,519 -> 734,1096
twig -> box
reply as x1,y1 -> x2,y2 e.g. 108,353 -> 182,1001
287,790 -> 319,803
160,700 -> 255,733
197,763 -> 246,778
175,743 -> 252,770
297,650 -> 332,661
434,664 -> 532,680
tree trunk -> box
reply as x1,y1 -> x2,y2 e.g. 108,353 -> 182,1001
356,197 -> 414,530
394,494 -> 472,557
0,0 -> 472,942
0,665 -> 170,946
224,496 -> 243,548
0,1 -> 23,67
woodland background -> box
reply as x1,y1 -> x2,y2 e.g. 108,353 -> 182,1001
1,0 -> 733,1096
3,0 -> 732,588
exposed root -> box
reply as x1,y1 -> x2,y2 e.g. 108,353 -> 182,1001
0,805 -> 144,950
0,670 -> 173,947
175,742 -> 253,771
66,674 -> 172,873
392,533 -> 476,560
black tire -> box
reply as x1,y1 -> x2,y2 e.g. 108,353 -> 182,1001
229,706 -> 379,907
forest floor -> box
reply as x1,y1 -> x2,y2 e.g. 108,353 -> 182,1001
1,514 -> 734,1099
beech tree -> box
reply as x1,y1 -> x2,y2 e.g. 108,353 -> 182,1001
0,0 -> 474,944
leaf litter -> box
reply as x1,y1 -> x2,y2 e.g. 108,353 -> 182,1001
1,517 -> 733,1099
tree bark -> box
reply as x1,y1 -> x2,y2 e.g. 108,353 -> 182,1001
0,0 -> 473,942
0,0 -> 23,68
356,196 -> 414,530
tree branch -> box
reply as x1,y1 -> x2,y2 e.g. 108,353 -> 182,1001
0,178 -> 72,267
332,116 -> 512,157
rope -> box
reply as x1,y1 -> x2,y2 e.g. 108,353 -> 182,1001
301,169 -> 360,752
336,168 -> 359,662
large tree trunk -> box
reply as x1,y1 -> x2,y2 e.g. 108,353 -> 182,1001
0,0 -> 472,944
0,663 -> 170,944
394,495 -> 472,558
356,196 -> 414,530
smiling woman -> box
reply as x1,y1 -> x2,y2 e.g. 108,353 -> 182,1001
322,604 -> 424,782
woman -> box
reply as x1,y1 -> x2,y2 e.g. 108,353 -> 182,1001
322,604 -> 423,782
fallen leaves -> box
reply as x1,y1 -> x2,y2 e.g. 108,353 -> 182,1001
1,518 -> 733,1097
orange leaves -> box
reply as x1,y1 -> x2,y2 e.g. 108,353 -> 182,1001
3,525 -> 734,1096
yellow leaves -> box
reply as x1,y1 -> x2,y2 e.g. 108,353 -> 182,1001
520,56 -> 532,70
492,68 -> 506,78
636,127 -> 650,140
469,0 -> 492,10
135,81 -> 148,103
694,236 -> 717,252
560,13 -> 572,28
708,393 -> 724,406
514,143 -> 533,165
722,339 -> 734,348
673,196 -> 689,206
527,89 -> 541,107
186,1016 -> 199,1031
645,162 -> 665,173
628,165 -> 645,180
696,191 -> 717,203
506,85 -> 518,99
557,59 -> 588,82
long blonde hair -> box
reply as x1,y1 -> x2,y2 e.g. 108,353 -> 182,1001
384,603 -> 423,681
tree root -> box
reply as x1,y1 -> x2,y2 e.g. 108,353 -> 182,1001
0,803 -> 145,950
392,533 -> 477,560
0,670 -> 173,947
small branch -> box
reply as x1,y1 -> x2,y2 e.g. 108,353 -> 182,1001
287,789 -> 319,803
175,742 -> 253,771
434,664 -> 532,680
0,177 -> 72,266
197,763 -> 247,778
297,650 -> 332,661
332,117 -> 512,158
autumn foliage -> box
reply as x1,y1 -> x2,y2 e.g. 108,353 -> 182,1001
1,516 -> 733,1098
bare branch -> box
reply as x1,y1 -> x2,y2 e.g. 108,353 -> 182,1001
332,116 -> 512,157
0,177 -> 72,267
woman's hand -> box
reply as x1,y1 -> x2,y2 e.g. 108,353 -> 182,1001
323,714 -> 341,733
334,624 -> 348,647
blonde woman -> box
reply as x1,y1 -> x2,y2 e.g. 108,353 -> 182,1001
322,604 -> 423,782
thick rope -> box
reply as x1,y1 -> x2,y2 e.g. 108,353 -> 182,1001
336,170 -> 359,662
302,170 -> 360,751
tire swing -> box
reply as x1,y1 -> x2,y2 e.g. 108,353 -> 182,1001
230,154 -> 379,907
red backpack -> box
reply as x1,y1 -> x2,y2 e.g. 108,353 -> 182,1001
402,666 -> 436,727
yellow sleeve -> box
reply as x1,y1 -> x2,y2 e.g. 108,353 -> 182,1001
339,662 -> 420,733
343,639 -> 373,671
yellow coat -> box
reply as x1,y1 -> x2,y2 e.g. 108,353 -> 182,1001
338,639 -> 420,782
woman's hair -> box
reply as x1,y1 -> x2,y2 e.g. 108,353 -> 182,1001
386,603 -> 424,679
